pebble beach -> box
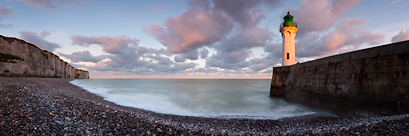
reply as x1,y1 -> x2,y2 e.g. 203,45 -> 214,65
1,78 -> 408,135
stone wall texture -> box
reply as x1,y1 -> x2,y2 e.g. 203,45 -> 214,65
0,35 -> 89,79
271,40 -> 409,117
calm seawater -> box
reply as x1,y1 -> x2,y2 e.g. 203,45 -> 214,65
71,79 -> 314,119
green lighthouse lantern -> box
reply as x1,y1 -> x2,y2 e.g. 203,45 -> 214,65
283,11 -> 297,27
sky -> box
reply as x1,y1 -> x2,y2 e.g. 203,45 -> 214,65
1,0 -> 409,79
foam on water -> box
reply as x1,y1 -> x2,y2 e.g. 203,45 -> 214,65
71,79 -> 315,119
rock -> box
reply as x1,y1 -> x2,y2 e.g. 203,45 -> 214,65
0,35 -> 89,79
55,120 -> 64,125
85,130 -> 91,135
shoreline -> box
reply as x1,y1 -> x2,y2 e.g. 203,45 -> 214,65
1,78 -> 408,135
69,78 -> 320,121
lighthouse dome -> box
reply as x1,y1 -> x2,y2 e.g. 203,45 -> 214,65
283,11 -> 296,27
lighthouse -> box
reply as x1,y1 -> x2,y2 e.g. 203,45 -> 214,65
280,11 -> 298,66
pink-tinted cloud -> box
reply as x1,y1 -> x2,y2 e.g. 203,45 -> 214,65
71,35 -> 139,54
143,0 -> 283,73
19,30 -> 61,51
391,29 -> 409,42
292,0 -> 361,34
143,1 -> 233,53
209,0 -> 279,72
296,18 -> 384,57
40,30 -> 50,37
18,0 -> 88,10
144,0 -> 281,55
216,27 -> 273,53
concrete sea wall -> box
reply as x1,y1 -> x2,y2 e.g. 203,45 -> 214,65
0,35 -> 89,79
271,40 -> 409,117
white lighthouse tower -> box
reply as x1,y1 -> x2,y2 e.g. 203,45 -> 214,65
280,11 -> 298,66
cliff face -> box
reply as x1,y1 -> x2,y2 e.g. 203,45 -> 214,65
0,35 -> 89,79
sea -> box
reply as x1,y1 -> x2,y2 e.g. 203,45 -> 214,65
71,79 -> 315,119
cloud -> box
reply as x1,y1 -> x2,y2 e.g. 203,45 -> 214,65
145,62 -> 196,75
69,34 -> 201,76
209,0 -> 278,72
182,50 -> 199,60
213,0 -> 282,27
295,18 -> 384,57
291,0 -> 361,34
261,0 -> 382,60
70,35 -> 145,71
173,63 -> 196,70
174,55 -> 186,62
199,48 -> 209,59
263,42 -> 282,58
19,31 -> 61,51
0,5 -> 14,28
249,57 -> 278,72
17,0 -> 89,11
40,30 -> 51,37
135,46 -> 170,56
0,23 -> 13,28
173,50 -> 199,62
143,0 -> 234,53
65,0 -> 387,78
71,35 -> 139,54
142,0 -> 284,73
0,5 -> 13,20
145,54 -> 173,65
206,49 -> 251,70
58,50 -> 106,63
391,29 -> 409,42
145,0 -> 283,73
263,0 -> 383,65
